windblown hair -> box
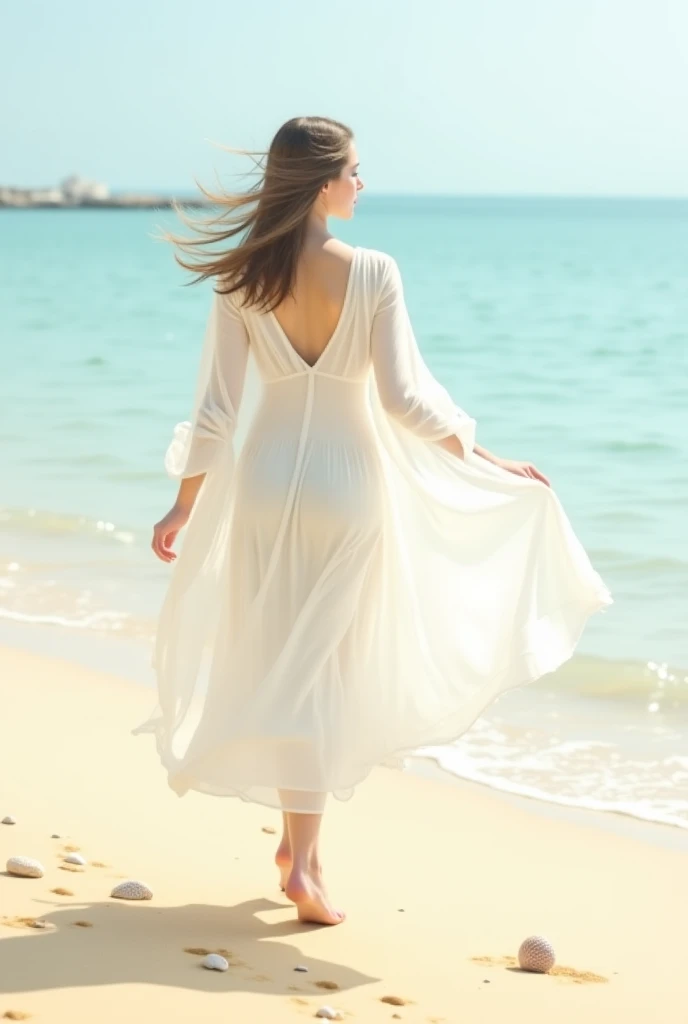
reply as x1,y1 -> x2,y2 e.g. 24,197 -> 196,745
155,116 -> 353,315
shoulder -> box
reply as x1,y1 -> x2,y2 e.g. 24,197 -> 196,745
358,246 -> 397,271
214,278 -> 247,321
357,247 -> 401,294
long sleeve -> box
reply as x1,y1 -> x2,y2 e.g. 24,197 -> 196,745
371,255 -> 476,456
165,287 -> 250,479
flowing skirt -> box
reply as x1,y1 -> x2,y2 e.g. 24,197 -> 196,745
133,372 -> 613,813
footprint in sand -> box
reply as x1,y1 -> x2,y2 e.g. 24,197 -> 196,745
61,844 -> 81,853
89,861 -> 109,868
183,947 -> 246,967
58,864 -> 84,873
1,917 -> 48,931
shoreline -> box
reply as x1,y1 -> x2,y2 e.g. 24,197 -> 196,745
1,644 -> 686,1022
1,618 -> 686,849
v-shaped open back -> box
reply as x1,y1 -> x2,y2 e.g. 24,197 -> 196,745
266,246 -> 360,372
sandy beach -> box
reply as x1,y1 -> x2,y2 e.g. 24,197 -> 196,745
1,644 -> 686,1023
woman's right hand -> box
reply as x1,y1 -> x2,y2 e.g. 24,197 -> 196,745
151,504 -> 190,563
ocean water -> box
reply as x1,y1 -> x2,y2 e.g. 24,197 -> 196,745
2,198 -> 687,830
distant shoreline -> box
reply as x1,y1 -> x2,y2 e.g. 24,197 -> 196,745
0,197 -> 211,209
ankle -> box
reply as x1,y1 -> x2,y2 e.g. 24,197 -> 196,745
291,853 -> 321,875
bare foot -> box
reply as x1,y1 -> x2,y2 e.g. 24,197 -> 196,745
284,867 -> 345,925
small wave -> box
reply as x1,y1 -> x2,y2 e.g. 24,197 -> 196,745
599,439 -> 675,454
0,506 -> 137,545
0,607 -> 130,631
554,653 -> 688,708
419,751 -> 688,831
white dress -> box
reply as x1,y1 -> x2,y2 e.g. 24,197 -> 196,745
132,245 -> 613,813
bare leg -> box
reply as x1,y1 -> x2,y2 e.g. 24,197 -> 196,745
275,811 -> 291,891
277,789 -> 345,925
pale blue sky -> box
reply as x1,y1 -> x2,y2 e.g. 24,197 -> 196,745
3,0 -> 687,196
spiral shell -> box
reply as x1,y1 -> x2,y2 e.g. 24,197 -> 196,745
110,879 -> 153,900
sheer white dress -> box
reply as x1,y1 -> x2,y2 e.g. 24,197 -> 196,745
132,245 -> 613,812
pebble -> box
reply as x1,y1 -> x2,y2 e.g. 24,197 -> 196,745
64,853 -> 87,866
51,834 -> 61,839
261,826 -> 277,834
6,856 -> 45,878
2,815 -> 17,825
110,879 -> 153,900
201,953 -> 229,971
294,965 -> 309,972
315,1008 -> 343,1020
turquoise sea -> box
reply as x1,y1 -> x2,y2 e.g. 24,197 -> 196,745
1,198 -> 687,830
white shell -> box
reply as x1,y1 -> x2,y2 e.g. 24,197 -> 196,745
2,815 -> 16,825
110,879 -> 153,900
6,856 -> 45,878
201,953 -> 229,971
315,1009 -> 344,1020
64,853 -> 87,865
517,934 -> 556,973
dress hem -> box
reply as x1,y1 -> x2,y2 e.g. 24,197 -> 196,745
132,582 -> 613,813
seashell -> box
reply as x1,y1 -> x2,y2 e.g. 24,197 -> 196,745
518,935 -> 556,973
315,1008 -> 344,1020
201,953 -> 229,971
294,964 -> 309,972
2,815 -> 17,825
110,879 -> 153,900
6,856 -> 45,878
64,853 -> 87,866
261,825 -> 277,834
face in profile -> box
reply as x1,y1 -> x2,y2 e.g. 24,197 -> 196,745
322,142 -> 364,220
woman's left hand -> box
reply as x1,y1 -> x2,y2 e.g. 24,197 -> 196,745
495,458 -> 551,488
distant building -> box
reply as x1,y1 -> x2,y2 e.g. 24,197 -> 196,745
60,175 -> 110,202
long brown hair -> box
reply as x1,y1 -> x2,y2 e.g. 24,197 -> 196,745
155,116 -> 353,314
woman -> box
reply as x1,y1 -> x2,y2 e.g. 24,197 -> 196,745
133,116 -> 613,926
